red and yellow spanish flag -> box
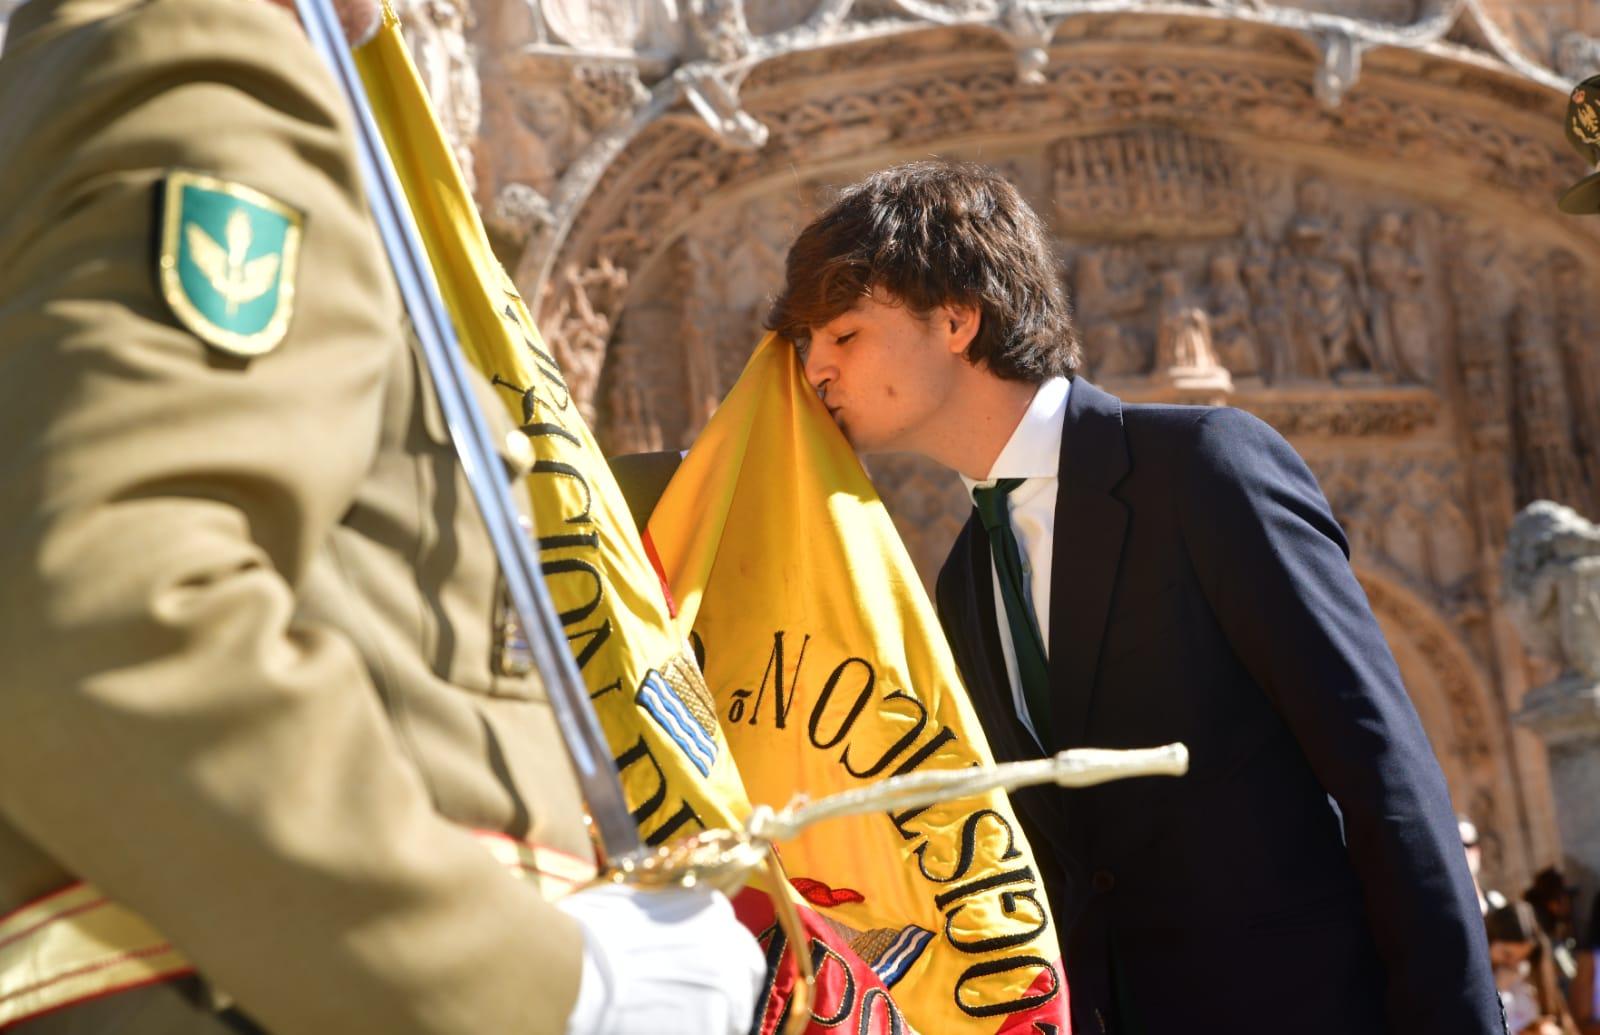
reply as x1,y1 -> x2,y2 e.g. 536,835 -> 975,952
354,12 -> 914,1033
647,336 -> 1071,1034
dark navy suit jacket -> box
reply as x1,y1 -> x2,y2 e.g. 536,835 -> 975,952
935,379 -> 1502,1035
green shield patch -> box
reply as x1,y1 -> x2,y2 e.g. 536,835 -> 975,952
158,171 -> 302,357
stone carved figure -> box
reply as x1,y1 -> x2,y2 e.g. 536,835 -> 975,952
1503,500 -> 1600,682
1286,181 -> 1377,380
1281,242 -> 1330,381
1242,242 -> 1293,383
1366,212 -> 1431,383
1074,249 -> 1150,378
1207,252 -> 1260,379
1154,268 -> 1229,390
1511,302 -> 1590,511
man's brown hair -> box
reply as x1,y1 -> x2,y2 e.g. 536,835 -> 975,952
766,161 -> 1081,382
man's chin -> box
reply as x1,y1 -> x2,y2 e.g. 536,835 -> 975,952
834,420 -> 871,454
833,417 -> 900,456
841,431 -> 895,457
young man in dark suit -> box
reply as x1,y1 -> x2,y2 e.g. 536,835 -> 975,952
768,161 -> 1502,1034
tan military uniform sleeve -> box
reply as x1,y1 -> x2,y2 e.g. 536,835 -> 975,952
0,0 -> 584,1031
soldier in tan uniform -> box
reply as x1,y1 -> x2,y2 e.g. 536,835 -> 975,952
0,0 -> 763,1030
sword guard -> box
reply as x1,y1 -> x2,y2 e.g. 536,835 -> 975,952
596,829 -> 767,897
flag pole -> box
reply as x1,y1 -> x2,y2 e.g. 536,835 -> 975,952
292,0 -> 644,866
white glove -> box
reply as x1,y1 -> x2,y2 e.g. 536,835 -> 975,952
557,882 -> 766,1035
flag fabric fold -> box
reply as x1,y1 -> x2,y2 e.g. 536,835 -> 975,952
353,13 -> 910,1033
649,335 -> 1072,1034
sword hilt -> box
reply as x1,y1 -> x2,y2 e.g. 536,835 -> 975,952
591,743 -> 1190,1035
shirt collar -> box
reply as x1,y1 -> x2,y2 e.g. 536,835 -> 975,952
960,376 -> 1071,497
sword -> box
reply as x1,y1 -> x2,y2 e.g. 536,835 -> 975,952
292,0 -> 644,865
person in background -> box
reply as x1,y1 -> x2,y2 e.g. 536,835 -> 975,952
1528,867 -> 1582,993
1570,893 -> 1600,1035
1488,901 -> 1581,1035
1463,816 -> 1491,914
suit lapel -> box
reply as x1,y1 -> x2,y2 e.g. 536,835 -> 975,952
1048,379 -> 1130,749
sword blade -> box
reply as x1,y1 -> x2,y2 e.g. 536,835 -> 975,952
292,0 -> 643,863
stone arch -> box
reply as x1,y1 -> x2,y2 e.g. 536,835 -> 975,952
1356,566 -> 1532,893
529,11 -> 1594,415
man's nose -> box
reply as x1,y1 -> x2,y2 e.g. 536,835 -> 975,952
802,339 -> 835,394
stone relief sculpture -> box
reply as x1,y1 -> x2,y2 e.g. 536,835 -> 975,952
542,259 -> 629,424
1241,242 -> 1294,384
1207,252 -> 1261,382
1365,211 -> 1431,384
1074,249 -> 1151,379
1052,129 -> 1248,237
570,63 -> 653,128
1286,180 -> 1379,381
1312,454 -> 1479,602
1051,164 -> 1472,398
1511,302 -> 1591,512
1504,501 -> 1600,682
1280,236 -> 1331,381
1154,269 -> 1231,391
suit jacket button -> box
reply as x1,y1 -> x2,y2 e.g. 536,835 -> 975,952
1091,869 -> 1115,894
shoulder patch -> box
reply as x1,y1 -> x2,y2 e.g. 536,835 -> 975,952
158,171 -> 302,357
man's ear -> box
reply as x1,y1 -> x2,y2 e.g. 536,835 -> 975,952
942,304 -> 981,355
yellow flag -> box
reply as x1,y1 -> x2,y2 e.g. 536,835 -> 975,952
354,16 -> 928,1033
354,1 -> 748,848
648,336 -> 1071,1034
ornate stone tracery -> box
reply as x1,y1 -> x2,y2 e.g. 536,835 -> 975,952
533,49 -> 1585,414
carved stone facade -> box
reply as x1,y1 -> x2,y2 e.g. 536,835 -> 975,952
1504,501 -> 1600,901
446,0 -> 1600,898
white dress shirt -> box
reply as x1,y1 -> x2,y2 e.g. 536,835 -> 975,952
959,376 -> 1070,749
